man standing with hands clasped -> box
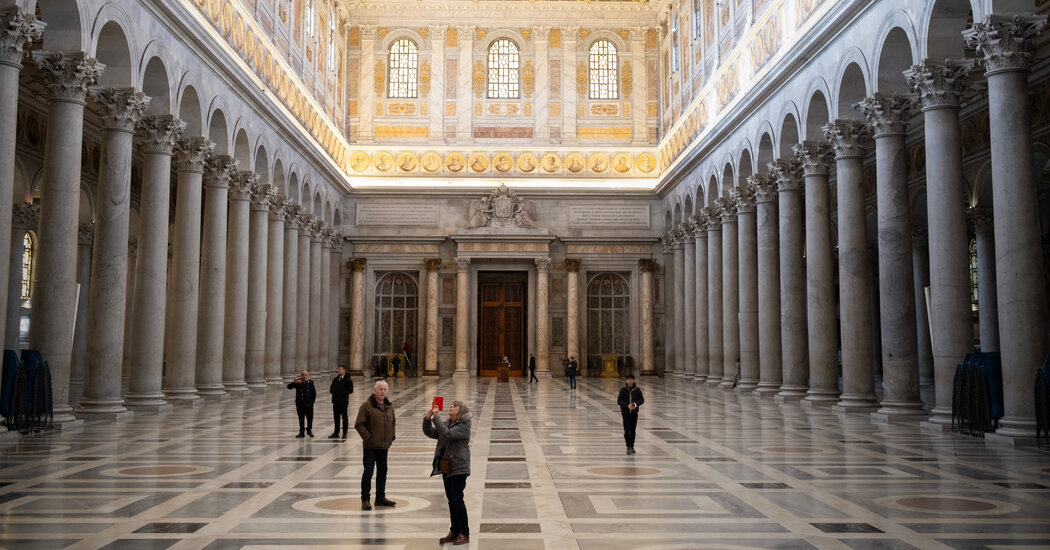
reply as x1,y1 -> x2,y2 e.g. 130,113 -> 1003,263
355,380 -> 396,510
287,370 -> 316,438
617,373 -> 644,454
329,366 -> 353,439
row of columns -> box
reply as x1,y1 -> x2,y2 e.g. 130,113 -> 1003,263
664,14 -> 1048,441
0,9 -> 345,424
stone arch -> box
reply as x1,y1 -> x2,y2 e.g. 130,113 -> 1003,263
301,180 -> 312,213
663,208 -> 673,233
38,0 -> 84,52
971,158 -> 994,208
757,133 -> 775,174
208,108 -> 230,156
288,172 -> 300,204
324,201 -> 333,225
233,128 -> 251,169
694,183 -> 706,216
272,159 -> 286,196
803,88 -> 831,141
254,144 -> 270,185
79,186 -> 94,225
721,162 -> 734,196
176,82 -> 204,137
313,191 -> 323,218
835,59 -> 870,120
683,195 -> 693,222
779,111 -> 800,158
921,0 -> 975,60
140,55 -> 171,115
333,207 -> 343,229
12,157 -> 29,205
874,20 -> 919,95
738,148 -> 753,184
92,20 -> 132,88
673,201 -> 683,226
707,174 -> 719,207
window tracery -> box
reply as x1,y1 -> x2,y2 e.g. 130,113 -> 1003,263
589,39 -> 619,99
587,272 -> 631,356
487,38 -> 520,99
388,38 -> 419,98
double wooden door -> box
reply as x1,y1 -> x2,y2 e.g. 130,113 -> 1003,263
478,272 -> 526,377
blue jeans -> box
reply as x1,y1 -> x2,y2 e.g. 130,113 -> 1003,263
361,448 -> 388,500
568,373 -> 576,388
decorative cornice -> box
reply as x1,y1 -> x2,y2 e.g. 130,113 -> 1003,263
793,140 -> 834,177
565,258 -> 581,272
89,87 -> 150,132
204,154 -> 238,189
348,257 -> 368,272
904,59 -> 974,110
823,119 -> 872,160
137,115 -> 185,155
425,258 -> 442,271
768,158 -> 804,192
964,14 -> 1047,75
0,9 -> 44,68
734,180 -> 758,213
173,137 -> 214,173
32,51 -> 105,104
859,93 -> 915,137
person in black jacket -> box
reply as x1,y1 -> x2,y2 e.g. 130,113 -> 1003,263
328,366 -> 354,439
528,353 -> 538,383
616,373 -> 644,454
287,370 -> 317,438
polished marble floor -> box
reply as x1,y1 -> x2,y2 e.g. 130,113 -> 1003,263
1,375 -> 1049,550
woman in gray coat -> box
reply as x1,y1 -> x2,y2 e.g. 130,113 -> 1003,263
424,400 -> 471,545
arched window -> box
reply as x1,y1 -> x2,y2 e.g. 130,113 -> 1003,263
306,0 -> 316,38
671,14 -> 680,72
20,232 -> 32,303
487,38 -> 520,99
388,39 -> 419,98
326,8 -> 337,69
693,0 -> 702,39
586,272 -> 630,355
588,39 -> 619,99
373,272 -> 418,357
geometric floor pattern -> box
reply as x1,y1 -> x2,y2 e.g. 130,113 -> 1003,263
2,375 -> 1049,550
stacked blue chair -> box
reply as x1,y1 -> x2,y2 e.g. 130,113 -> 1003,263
1036,356 -> 1050,448
18,349 -> 52,432
951,351 -> 1004,437
1,350 -> 22,429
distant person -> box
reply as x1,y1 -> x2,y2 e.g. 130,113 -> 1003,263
390,354 -> 401,377
424,399 -> 473,545
528,353 -> 538,383
329,366 -> 353,439
567,356 -> 578,389
617,373 -> 645,454
402,340 -> 413,370
287,370 -> 316,438
355,380 -> 397,510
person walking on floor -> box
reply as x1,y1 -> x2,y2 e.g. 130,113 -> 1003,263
287,370 -> 316,438
528,353 -> 538,382
424,399 -> 472,546
328,366 -> 353,439
617,373 -> 644,454
355,380 -> 397,510
567,356 -> 578,389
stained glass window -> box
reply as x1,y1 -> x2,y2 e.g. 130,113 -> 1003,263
969,237 -> 978,311
388,39 -> 419,98
586,272 -> 631,356
589,40 -> 619,99
487,38 -> 520,99
20,232 -> 31,302
373,272 -> 418,360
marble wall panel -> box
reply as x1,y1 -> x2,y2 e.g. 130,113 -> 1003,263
446,60 -> 457,99
473,127 -> 534,139
441,316 -> 454,347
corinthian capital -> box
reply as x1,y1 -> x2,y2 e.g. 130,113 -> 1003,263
137,115 -> 185,155
732,181 -> 757,213
823,119 -> 872,159
562,26 -> 580,42
32,51 -> 105,103
173,136 -> 214,173
964,14 -> 1047,74
229,171 -> 257,201
705,205 -> 722,227
428,24 -> 448,41
749,174 -> 778,204
12,202 -> 38,230
0,9 -> 45,68
359,25 -> 378,41
348,257 -> 367,272
768,158 -> 804,192
269,193 -> 290,220
715,196 -> 737,220
284,204 -> 303,229
89,87 -> 150,131
629,27 -> 648,44
454,256 -> 470,271
532,26 -> 551,41
250,183 -> 275,211
535,257 -> 552,272
204,154 -> 238,189
78,223 -> 94,246
904,59 -> 974,110
859,93 -> 915,137
456,25 -> 475,41
793,140 -> 834,177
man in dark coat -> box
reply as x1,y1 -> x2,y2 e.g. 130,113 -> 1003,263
287,369 -> 316,438
617,373 -> 645,454
355,380 -> 396,510
528,353 -> 538,382
329,366 -> 354,439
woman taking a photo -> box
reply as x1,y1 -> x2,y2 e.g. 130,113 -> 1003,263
424,400 -> 472,545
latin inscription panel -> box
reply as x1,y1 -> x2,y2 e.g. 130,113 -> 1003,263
567,204 -> 650,228
356,203 -> 439,226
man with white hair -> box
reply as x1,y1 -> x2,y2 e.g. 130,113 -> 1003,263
355,380 -> 396,510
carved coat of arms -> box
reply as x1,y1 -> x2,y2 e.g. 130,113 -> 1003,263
466,184 -> 537,229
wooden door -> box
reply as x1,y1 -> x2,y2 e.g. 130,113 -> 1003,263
478,272 -> 526,376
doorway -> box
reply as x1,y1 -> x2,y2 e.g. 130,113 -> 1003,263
477,271 -> 527,377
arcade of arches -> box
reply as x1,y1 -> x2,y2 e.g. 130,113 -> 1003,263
2,0 -> 1050,548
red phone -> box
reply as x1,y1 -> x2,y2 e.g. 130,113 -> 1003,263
433,396 -> 444,411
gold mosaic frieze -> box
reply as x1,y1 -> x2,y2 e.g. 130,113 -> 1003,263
487,102 -> 521,116
590,103 -> 621,116
343,150 -> 658,177
386,102 -> 417,115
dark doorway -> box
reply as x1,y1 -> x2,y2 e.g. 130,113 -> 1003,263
477,271 -> 527,377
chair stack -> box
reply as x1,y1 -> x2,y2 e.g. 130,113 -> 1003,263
951,351 -> 1003,437
1036,356 -> 1050,448
0,349 -> 53,434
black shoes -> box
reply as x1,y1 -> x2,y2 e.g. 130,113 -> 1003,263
627,446 -> 636,454
296,432 -> 305,438
361,500 -> 372,511
307,430 -> 314,437
328,433 -> 339,439
341,432 -> 348,439
374,497 -> 397,507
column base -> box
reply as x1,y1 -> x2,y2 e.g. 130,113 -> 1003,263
774,392 -> 806,404
923,406 -> 953,429
246,380 -> 268,389
196,385 -> 227,397
753,384 -> 781,397
831,394 -> 879,414
163,389 -> 200,402
0,430 -> 20,442
735,379 -> 758,392
640,371 -> 658,376
125,402 -> 174,414
48,413 -> 85,431
422,370 -> 440,377
871,407 -> 928,424
265,376 -> 283,384
223,383 -> 249,394
248,383 -> 269,392
452,370 -> 470,380
984,433 -> 1038,447
124,392 -> 168,408
199,393 -> 230,402
705,376 -> 723,386
692,374 -> 708,382
986,416 -> 1038,444
76,409 -> 134,422
75,398 -> 130,415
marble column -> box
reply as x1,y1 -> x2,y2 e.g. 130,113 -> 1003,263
122,238 -> 137,388
6,203 -> 37,349
795,141 -> 840,405
454,257 -> 470,376
308,220 -> 323,375
966,14 -> 1048,440
532,26 -> 551,143
640,259 -> 657,375
905,59 -> 975,426
29,52 -> 104,422
357,25 -> 377,143
662,239 -> 674,375
968,208 -> 999,352
264,196 -> 288,383
671,231 -> 685,376
70,225 -> 92,399
825,119 -> 878,411
456,26 -> 474,143
771,158 -> 809,401
245,183 -> 273,388
562,26 -> 579,143
630,27 -> 648,145
566,259 -> 581,362
348,257 -> 366,376
706,206 -> 724,383
536,258 -> 551,375
424,258 -> 441,376
78,88 -> 149,417
296,217 -> 313,375
860,94 -> 926,418
281,206 -> 302,380
194,154 -> 236,397
428,25 -> 447,144
719,197 -> 740,388
912,227 -> 935,385
693,213 -> 710,382
318,227 -> 332,374
124,115 -> 182,409
163,136 -> 213,401
328,236 -> 343,371
0,9 -> 43,350
734,182 -> 759,391
752,174 -> 782,397
682,224 -> 697,378
222,171 -> 253,393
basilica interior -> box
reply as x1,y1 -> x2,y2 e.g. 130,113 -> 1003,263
1,0 -> 1050,548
